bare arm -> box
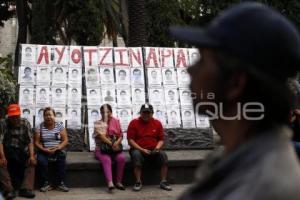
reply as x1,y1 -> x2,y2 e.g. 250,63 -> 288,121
128,139 -> 150,155
0,143 -> 7,167
155,140 -> 164,151
57,128 -> 68,150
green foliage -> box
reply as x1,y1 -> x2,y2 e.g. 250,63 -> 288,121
0,54 -> 16,113
145,0 -> 185,47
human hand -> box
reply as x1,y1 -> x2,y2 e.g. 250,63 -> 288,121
142,148 -> 151,155
0,156 -> 7,167
27,156 -> 37,166
112,143 -> 120,151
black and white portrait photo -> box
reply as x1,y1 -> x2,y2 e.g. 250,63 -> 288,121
117,88 -> 131,107
19,87 -> 34,106
51,87 -> 67,106
196,114 -> 210,129
88,108 -> 100,126
102,87 -> 116,105
87,88 -> 102,106
117,108 -> 132,132
188,48 -> 200,66
21,45 -> 36,65
131,68 -> 144,85
149,88 -> 165,106
164,88 -> 179,105
162,68 -> 177,85
153,107 -> 167,127
100,67 -> 114,85
67,87 -> 82,106
55,108 -> 66,126
177,68 -> 191,87
179,89 -> 193,106
21,107 -> 34,126
166,107 -> 181,128
147,68 -> 162,86
86,67 -> 100,87
181,108 -> 196,128
36,66 -> 51,84
116,68 -> 130,85
68,67 -> 82,84
36,87 -> 50,107
131,87 -> 145,105
67,108 -> 81,128
19,66 -> 35,84
52,66 -> 67,85
35,108 -> 44,127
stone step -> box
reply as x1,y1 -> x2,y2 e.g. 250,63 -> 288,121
65,150 -> 212,187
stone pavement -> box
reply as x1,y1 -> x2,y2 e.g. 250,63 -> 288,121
15,184 -> 190,200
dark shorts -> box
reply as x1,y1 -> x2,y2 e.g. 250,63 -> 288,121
130,149 -> 168,167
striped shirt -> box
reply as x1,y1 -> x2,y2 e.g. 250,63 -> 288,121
39,122 -> 64,148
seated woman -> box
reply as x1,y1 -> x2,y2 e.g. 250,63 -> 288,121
34,107 -> 69,192
93,104 -> 126,191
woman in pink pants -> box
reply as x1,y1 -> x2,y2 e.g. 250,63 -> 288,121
93,104 -> 126,191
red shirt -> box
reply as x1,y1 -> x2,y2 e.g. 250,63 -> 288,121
127,117 -> 164,150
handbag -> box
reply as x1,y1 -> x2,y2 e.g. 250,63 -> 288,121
100,135 -> 123,154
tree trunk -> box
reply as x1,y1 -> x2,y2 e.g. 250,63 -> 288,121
120,0 -> 129,46
14,0 -> 28,78
128,0 -> 147,47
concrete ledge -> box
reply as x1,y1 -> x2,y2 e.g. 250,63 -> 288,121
65,150 -> 212,187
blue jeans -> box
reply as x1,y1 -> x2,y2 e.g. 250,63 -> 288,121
36,152 -> 66,186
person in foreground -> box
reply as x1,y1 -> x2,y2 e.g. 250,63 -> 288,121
170,2 -> 300,200
93,104 -> 126,192
127,104 -> 172,191
34,107 -> 69,192
0,104 -> 36,199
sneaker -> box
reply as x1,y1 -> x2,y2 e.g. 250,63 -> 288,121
133,182 -> 142,191
56,182 -> 69,192
18,189 -> 35,198
160,181 -> 172,191
115,183 -> 126,190
40,181 -> 53,192
4,191 -> 16,200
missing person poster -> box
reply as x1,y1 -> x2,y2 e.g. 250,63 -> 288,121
21,44 -> 36,65
117,87 -> 132,107
149,88 -> 165,106
147,68 -> 162,86
115,68 -> 130,85
67,87 -> 82,106
51,86 -> 67,106
164,87 -> 179,105
181,107 -> 196,128
55,107 -> 66,126
36,86 -> 50,107
131,87 -> 145,105
100,67 -> 114,85
52,66 -> 67,85
179,88 -> 193,106
67,108 -> 81,129
196,114 -> 210,129
68,67 -> 82,85
188,48 -> 200,66
177,68 -> 190,87
87,88 -> 102,106
166,106 -> 181,128
162,68 -> 177,85
88,107 -> 101,126
35,107 -> 44,127
131,67 -> 145,85
19,66 -> 35,84
19,86 -> 34,106
117,108 -> 133,132
102,86 -> 116,106
36,66 -> 51,85
21,107 -> 34,126
85,66 -> 100,87
153,106 -> 167,127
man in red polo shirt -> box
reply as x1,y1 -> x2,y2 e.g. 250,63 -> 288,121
127,104 -> 172,192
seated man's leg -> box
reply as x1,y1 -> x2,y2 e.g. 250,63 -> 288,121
21,164 -> 35,191
153,151 -> 172,191
0,166 -> 14,192
130,149 -> 144,191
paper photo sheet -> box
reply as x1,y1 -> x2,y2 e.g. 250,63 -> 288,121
100,67 -> 114,85
162,68 -> 177,85
67,108 -> 81,129
102,86 -> 116,106
87,88 -> 102,106
55,107 -> 66,126
52,66 -> 67,85
147,68 -> 162,86
88,107 -> 101,126
117,88 -> 131,107
68,67 -> 82,85
188,48 -> 200,66
131,87 -> 145,105
36,86 -> 50,107
67,87 -> 82,106
19,66 -> 35,84
35,108 -> 45,127
177,68 -> 191,87
51,86 -> 67,106
179,88 -> 193,106
181,107 -> 196,128
153,106 -> 167,127
131,67 -> 145,85
164,87 -> 179,105
21,107 -> 34,126
36,66 -> 51,85
196,114 -> 210,129
115,68 -> 130,85
149,88 -> 165,106
166,106 -> 181,128
85,66 -> 100,87
117,108 -> 132,132
19,86 -> 34,106
21,44 -> 36,65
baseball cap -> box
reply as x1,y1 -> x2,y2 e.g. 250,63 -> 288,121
170,2 -> 300,81
7,104 -> 21,117
140,104 -> 154,113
